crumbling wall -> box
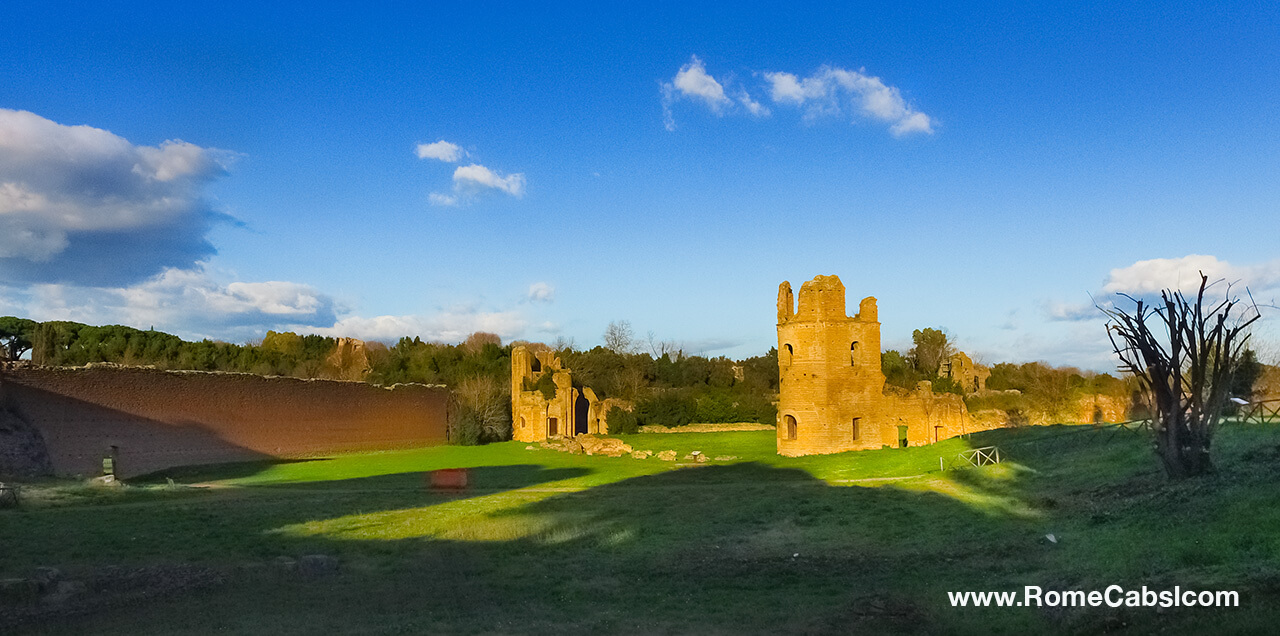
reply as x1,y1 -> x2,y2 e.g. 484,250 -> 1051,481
0,364 -> 447,478
939,351 -> 991,394
510,347 -> 623,442
776,275 -> 998,456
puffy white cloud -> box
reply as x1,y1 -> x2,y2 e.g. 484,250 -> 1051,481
5,264 -> 340,342
418,142 -> 525,205
671,55 -> 730,110
452,163 -> 526,197
763,66 -> 934,136
661,55 -> 770,131
0,109 -> 236,285
415,140 -> 465,162
527,282 -> 554,302
1101,254 -> 1280,296
0,264 -> 548,346
309,308 -> 528,344
763,71 -> 827,104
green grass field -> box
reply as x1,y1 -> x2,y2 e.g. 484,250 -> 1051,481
4,424 -> 1280,634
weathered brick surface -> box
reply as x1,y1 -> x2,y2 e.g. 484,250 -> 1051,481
0,365 -> 447,478
776,275 -> 991,456
510,347 -> 624,442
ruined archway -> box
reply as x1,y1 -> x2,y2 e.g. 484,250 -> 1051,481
574,391 -> 589,436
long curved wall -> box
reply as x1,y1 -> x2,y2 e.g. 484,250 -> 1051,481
0,364 -> 448,478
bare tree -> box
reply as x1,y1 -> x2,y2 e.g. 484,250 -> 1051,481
603,320 -> 635,354
1101,274 -> 1260,479
551,335 -> 576,352
462,331 -> 501,353
449,375 -> 512,444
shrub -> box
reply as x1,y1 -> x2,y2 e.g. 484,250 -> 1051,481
522,371 -> 557,400
635,391 -> 698,428
605,406 -> 639,435
931,376 -> 966,396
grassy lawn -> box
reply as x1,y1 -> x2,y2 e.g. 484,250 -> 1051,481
4,424 -> 1280,634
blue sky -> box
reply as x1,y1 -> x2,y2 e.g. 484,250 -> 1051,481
1,2 -> 1278,369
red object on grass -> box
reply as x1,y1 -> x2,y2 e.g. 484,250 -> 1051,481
429,468 -> 468,489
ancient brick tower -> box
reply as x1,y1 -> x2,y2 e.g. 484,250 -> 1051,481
776,275 -> 885,456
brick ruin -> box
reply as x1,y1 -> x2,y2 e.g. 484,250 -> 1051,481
938,351 -> 991,394
776,275 -> 998,456
509,346 -> 628,442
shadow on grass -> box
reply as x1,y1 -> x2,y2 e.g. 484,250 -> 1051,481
130,457 -> 338,484
13,461 -> 1070,634
19,433 -> 1275,635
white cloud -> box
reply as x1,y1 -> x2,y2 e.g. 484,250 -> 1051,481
671,55 -> 730,110
428,192 -> 459,207
527,282 -> 554,302
4,264 -> 340,342
763,66 -> 934,136
415,140 -> 465,162
0,263 -> 551,346
452,163 -> 526,197
737,91 -> 770,118
0,109 -> 236,285
1101,254 -> 1280,296
1042,300 -> 1104,322
310,308 -> 528,344
661,55 -> 770,131
763,71 -> 827,104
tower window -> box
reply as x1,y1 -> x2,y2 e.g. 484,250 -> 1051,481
782,344 -> 793,367
852,417 -> 860,441
783,415 -> 797,440
850,341 -> 859,366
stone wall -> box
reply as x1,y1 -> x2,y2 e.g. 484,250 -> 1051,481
775,275 -> 999,456
0,364 -> 448,478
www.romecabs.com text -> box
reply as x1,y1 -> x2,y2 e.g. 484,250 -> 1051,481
949,586 -> 1239,608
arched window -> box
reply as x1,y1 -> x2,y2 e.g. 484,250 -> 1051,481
782,343 -> 793,367
850,341 -> 859,366
851,417 -> 860,441
531,357 -> 542,373
784,415 -> 798,440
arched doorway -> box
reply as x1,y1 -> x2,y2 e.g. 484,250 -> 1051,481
783,414 -> 797,440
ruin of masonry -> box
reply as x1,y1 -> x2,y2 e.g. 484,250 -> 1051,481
776,275 -> 1000,456
509,346 -> 630,442
938,351 -> 991,394
510,273 -> 1005,455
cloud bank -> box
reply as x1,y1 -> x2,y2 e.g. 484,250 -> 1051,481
0,109 -> 236,286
